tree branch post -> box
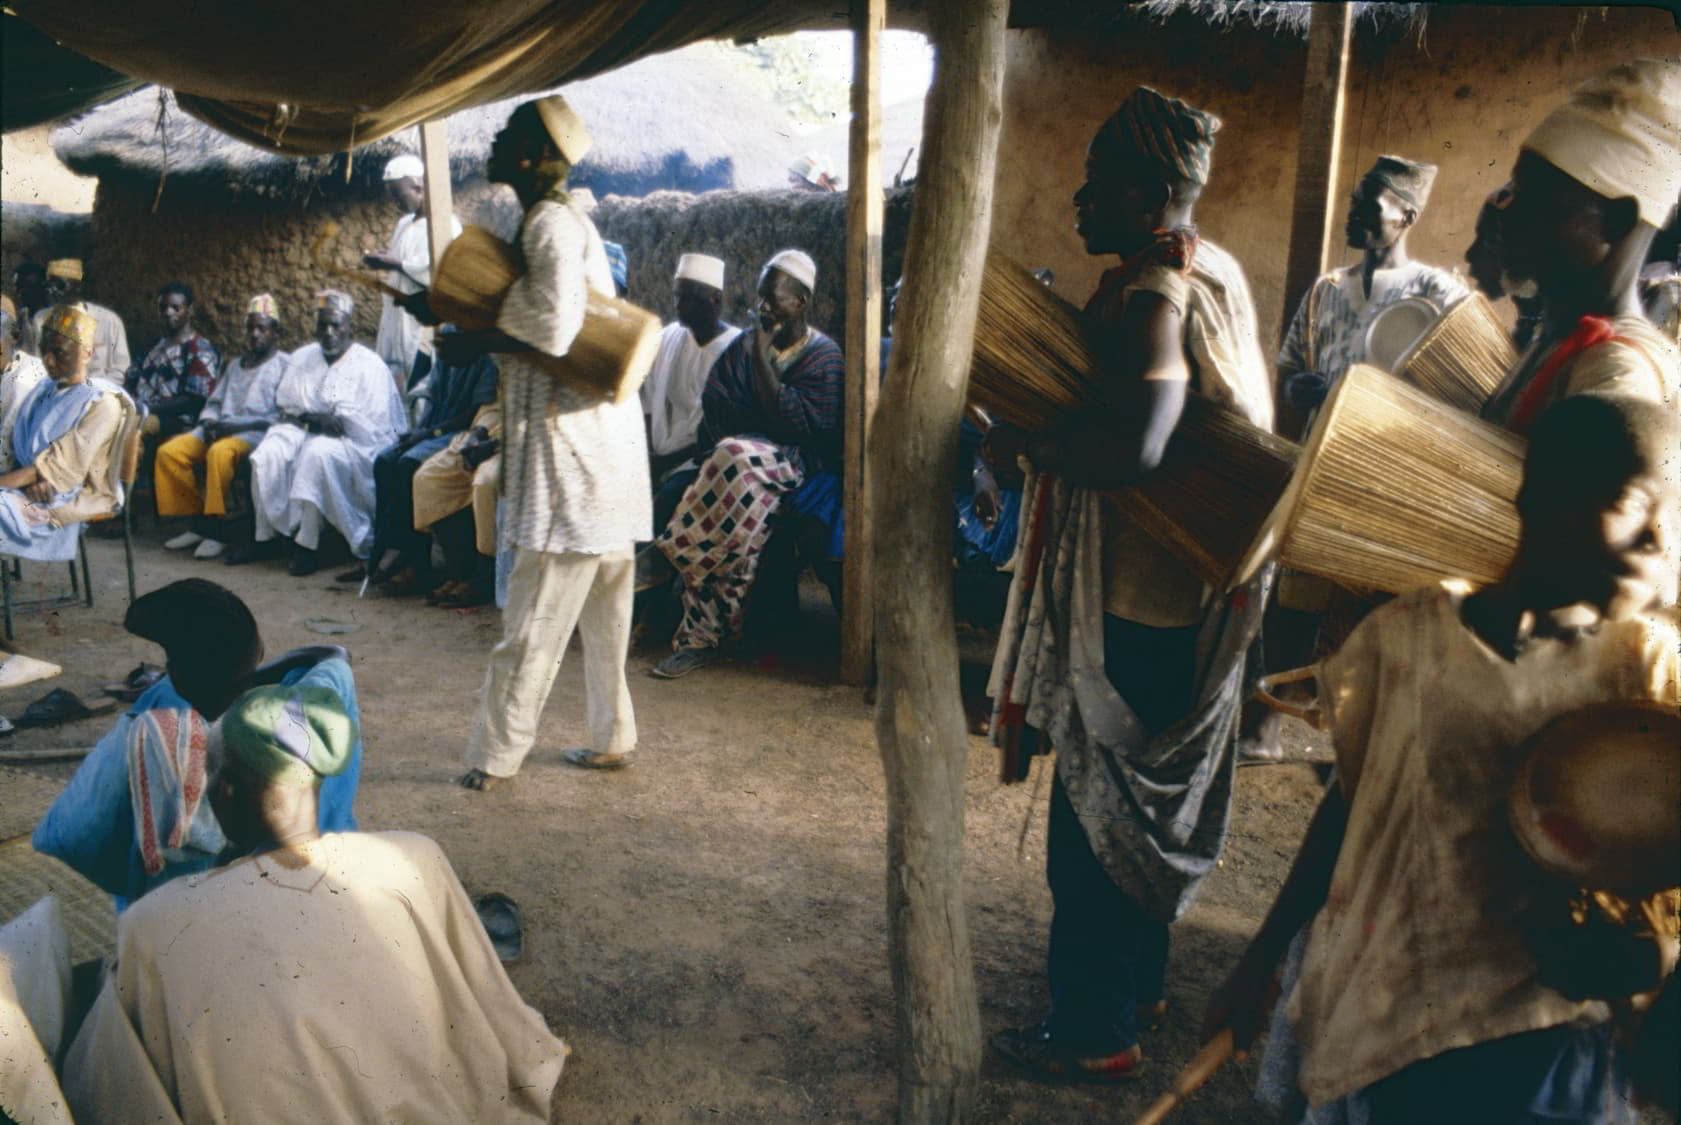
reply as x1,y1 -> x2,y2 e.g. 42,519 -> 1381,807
872,0 -> 1009,1120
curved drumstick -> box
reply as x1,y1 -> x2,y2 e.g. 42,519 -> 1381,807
309,221 -> 410,301
1131,1029 -> 1235,1125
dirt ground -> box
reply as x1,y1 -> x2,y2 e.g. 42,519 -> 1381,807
3,532 -> 1331,1124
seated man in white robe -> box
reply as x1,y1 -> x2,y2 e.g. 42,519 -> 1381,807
237,290 -> 405,576
64,682 -> 568,1125
0,304 -> 124,561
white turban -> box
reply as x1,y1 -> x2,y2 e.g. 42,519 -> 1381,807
383,153 -> 424,182
764,249 -> 817,293
1522,58 -> 1681,229
676,253 -> 725,291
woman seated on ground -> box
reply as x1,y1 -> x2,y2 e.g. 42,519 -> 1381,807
32,578 -> 363,908
0,303 -> 123,560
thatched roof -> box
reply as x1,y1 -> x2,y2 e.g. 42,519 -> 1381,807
51,44 -> 805,200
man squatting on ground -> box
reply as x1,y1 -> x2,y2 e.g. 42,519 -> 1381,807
424,94 -> 650,788
987,86 -> 1275,1081
62,679 -> 566,1124
154,294 -> 288,560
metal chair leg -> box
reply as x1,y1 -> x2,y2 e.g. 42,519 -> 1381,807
123,504 -> 137,604
80,534 -> 94,608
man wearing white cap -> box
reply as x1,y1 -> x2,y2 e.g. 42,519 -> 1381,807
364,153 -> 462,392
440,95 -> 651,788
27,259 -> 129,382
649,248 -> 845,679
1482,58 -> 1680,431
237,290 -> 405,576
640,253 -> 741,482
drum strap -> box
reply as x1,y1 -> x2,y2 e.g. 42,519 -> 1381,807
1508,315 -> 1617,433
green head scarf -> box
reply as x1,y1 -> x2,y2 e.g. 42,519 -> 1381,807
218,684 -> 356,788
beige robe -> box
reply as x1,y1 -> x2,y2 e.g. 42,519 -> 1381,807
64,831 -> 567,1125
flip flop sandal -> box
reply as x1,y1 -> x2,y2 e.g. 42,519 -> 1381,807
474,893 -> 524,962
103,662 -> 165,702
13,688 -> 105,729
436,584 -> 494,610
425,580 -> 469,606
989,1026 -> 1145,1084
561,747 -> 633,771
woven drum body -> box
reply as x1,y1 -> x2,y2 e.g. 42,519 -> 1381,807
1106,397 -> 1299,588
1239,364 -> 1525,594
968,253 -> 1094,431
432,225 -> 661,403
1509,701 -> 1681,897
1396,293 -> 1517,414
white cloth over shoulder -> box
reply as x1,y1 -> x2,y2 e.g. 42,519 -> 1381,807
641,321 -> 741,457
248,341 -> 404,555
195,349 -> 287,444
497,198 -> 651,555
375,211 -> 463,377
63,831 -> 568,1125
0,351 -> 47,469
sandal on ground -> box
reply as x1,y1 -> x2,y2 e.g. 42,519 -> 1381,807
435,582 -> 493,609
377,568 -> 430,597
989,1026 -> 1145,1084
649,646 -> 727,680
426,580 -> 470,605
473,893 -> 524,962
13,688 -> 119,730
561,747 -> 633,771
102,662 -> 165,702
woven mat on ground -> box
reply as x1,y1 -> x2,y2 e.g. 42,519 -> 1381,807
0,763 -> 66,843
0,838 -> 115,962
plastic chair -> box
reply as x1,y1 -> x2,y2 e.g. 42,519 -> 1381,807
0,390 -> 141,639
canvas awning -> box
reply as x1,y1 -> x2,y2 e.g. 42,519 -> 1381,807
6,0 -> 856,153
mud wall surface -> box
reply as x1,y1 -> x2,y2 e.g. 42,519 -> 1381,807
993,6 -> 1672,350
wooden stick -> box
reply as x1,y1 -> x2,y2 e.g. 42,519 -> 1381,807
1131,1029 -> 1235,1125
309,221 -> 409,301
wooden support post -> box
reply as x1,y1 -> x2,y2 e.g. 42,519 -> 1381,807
841,0 -> 885,685
872,0 -> 1007,1118
1279,2 -> 1352,438
419,118 -> 454,278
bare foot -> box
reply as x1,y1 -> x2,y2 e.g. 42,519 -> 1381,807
457,768 -> 505,791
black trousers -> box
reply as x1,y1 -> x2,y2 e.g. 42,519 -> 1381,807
1043,613 -> 1199,1055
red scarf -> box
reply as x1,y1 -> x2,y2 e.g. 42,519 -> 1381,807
1508,315 -> 1618,433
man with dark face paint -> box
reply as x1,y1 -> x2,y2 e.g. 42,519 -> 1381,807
364,153 -> 462,389
125,280 -> 220,440
1480,59 -> 1680,432
237,290 -> 404,575
155,294 -> 289,559
1276,155 -> 1468,436
647,248 -> 845,679
988,86 -> 1274,1083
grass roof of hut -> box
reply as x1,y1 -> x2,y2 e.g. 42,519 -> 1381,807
50,43 -> 806,200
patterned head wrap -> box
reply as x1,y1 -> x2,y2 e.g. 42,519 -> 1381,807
217,684 -> 356,788
315,289 -> 354,317
1094,87 -> 1222,186
45,259 -> 83,282
247,293 -> 280,322
1361,155 -> 1439,210
42,303 -> 97,350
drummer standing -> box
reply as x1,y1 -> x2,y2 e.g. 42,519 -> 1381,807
1204,391 -> 1681,1123
987,87 -> 1274,1082
439,95 -> 652,789
1276,155 -> 1468,435
1480,59 -> 1680,432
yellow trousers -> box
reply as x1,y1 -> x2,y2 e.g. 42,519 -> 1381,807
154,432 -> 252,517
